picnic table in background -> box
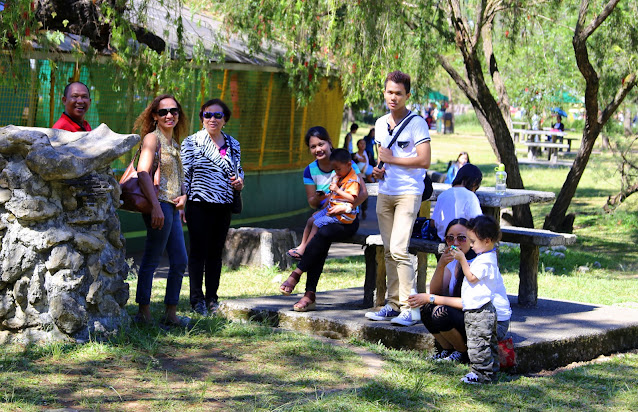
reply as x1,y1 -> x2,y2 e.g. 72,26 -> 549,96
513,128 -> 574,162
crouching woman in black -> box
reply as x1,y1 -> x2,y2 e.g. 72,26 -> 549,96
408,218 -> 476,362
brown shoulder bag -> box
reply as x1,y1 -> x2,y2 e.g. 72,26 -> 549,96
119,138 -> 161,214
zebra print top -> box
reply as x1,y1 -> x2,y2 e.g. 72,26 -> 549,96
181,129 -> 243,204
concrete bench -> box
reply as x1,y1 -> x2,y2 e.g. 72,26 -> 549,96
344,228 -> 443,307
523,141 -> 569,163
501,226 -> 577,307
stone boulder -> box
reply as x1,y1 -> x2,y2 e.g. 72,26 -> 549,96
0,124 -> 139,344
223,228 -> 299,270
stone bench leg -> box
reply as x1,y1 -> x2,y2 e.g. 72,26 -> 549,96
363,245 -> 377,307
518,244 -> 540,307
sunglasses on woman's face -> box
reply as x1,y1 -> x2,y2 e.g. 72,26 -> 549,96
203,111 -> 224,120
445,235 -> 467,244
157,107 -> 179,117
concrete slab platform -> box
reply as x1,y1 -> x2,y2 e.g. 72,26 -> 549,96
219,287 -> 638,374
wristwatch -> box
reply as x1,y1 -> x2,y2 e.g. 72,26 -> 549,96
429,294 -> 436,304
345,204 -> 353,214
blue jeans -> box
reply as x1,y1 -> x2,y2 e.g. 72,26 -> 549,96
136,201 -> 187,306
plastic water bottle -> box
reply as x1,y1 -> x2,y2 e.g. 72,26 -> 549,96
410,288 -> 421,321
495,163 -> 507,195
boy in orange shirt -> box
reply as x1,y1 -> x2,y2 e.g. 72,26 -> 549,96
290,148 -> 360,258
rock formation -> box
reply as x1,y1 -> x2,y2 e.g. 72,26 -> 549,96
0,124 -> 139,343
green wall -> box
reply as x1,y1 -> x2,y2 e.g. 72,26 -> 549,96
120,168 -> 312,252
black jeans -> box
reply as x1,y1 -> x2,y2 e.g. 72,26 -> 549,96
297,218 -> 359,293
185,200 -> 232,306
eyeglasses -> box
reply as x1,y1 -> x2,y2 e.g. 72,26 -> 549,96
203,111 -> 224,120
445,235 -> 467,244
157,108 -> 179,117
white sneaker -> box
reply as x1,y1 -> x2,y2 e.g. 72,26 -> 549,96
365,304 -> 400,321
461,372 -> 483,384
390,310 -> 417,326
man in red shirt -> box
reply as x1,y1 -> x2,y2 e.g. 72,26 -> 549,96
52,82 -> 92,132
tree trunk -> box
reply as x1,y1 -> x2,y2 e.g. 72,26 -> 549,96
624,107 -> 632,136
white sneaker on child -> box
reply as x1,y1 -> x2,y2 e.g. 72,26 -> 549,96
461,372 -> 483,384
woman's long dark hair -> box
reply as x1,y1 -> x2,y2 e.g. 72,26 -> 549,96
444,218 -> 477,297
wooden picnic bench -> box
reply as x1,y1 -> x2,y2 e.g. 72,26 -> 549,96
523,141 -> 569,163
501,226 -> 577,307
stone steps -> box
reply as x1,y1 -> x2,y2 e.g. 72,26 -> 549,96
219,287 -> 638,374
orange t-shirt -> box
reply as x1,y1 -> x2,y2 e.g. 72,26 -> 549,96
328,167 -> 360,223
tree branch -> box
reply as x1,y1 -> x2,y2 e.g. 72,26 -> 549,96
600,73 -> 638,125
436,53 -> 475,100
578,0 -> 621,41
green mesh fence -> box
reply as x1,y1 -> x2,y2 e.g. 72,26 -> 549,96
0,58 -> 344,175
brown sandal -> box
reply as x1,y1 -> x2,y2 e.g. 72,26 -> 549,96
293,291 -> 316,312
280,271 -> 302,295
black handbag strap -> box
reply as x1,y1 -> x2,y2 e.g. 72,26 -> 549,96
378,113 -> 417,168
224,132 -> 240,177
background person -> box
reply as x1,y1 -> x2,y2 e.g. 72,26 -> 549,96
432,163 -> 483,242
133,94 -> 190,328
444,151 -> 470,184
343,122 -> 359,153
181,98 -> 244,316
353,139 -> 374,183
279,126 -> 368,311
363,127 -> 377,167
408,218 -> 476,363
52,81 -> 92,132
365,71 -> 431,327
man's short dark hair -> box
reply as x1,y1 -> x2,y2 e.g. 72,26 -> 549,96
330,148 -> 352,164
384,71 -> 411,94
63,81 -> 90,98
350,123 -> 359,132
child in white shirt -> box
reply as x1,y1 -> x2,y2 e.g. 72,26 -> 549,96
449,214 -> 511,384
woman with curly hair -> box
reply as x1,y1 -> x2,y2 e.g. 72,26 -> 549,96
132,94 -> 191,328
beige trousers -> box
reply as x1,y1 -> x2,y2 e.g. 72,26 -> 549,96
376,193 -> 421,312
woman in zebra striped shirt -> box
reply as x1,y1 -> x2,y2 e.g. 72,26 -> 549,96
181,98 -> 244,316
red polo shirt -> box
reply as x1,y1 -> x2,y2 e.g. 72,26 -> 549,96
52,112 -> 92,132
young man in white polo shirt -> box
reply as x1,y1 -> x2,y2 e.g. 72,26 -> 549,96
365,71 -> 431,326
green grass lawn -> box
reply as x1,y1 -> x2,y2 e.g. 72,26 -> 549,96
2,127 -> 637,411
